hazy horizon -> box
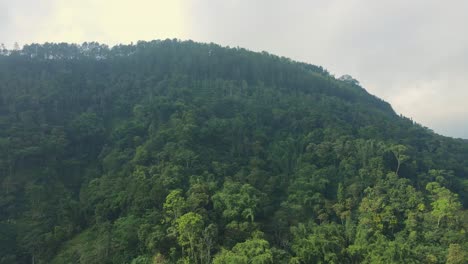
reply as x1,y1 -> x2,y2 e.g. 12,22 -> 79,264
2,0 -> 467,139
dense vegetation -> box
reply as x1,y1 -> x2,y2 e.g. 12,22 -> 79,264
0,40 -> 467,264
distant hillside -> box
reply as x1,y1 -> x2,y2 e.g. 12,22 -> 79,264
0,40 -> 466,264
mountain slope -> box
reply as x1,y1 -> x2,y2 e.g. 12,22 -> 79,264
0,40 -> 467,263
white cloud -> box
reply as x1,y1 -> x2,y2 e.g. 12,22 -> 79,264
1,0 -> 467,138
0,0 -> 187,46
187,0 -> 468,138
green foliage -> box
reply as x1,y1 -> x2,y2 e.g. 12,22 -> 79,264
290,222 -> 346,264
426,182 -> 463,228
213,236 -> 273,264
175,212 -> 204,262
164,190 -> 187,222
213,180 -> 263,223
0,40 -> 467,263
446,244 -> 468,264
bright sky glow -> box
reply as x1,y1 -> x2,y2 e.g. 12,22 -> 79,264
1,0 -> 467,138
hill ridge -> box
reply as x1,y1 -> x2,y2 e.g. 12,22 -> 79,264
0,39 -> 466,264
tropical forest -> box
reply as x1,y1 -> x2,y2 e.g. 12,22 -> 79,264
0,40 -> 467,263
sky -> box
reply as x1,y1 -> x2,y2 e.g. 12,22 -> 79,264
1,0 -> 467,138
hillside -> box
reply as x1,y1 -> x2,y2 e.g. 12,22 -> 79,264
0,40 -> 467,263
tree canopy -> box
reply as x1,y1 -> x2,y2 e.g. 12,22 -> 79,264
0,40 -> 467,263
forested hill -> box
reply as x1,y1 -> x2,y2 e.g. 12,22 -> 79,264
0,40 -> 467,264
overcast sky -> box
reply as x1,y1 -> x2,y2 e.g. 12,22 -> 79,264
1,0 -> 467,138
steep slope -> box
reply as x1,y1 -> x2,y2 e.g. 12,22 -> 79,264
0,40 -> 467,263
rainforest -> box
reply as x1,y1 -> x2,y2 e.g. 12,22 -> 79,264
0,40 -> 467,263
